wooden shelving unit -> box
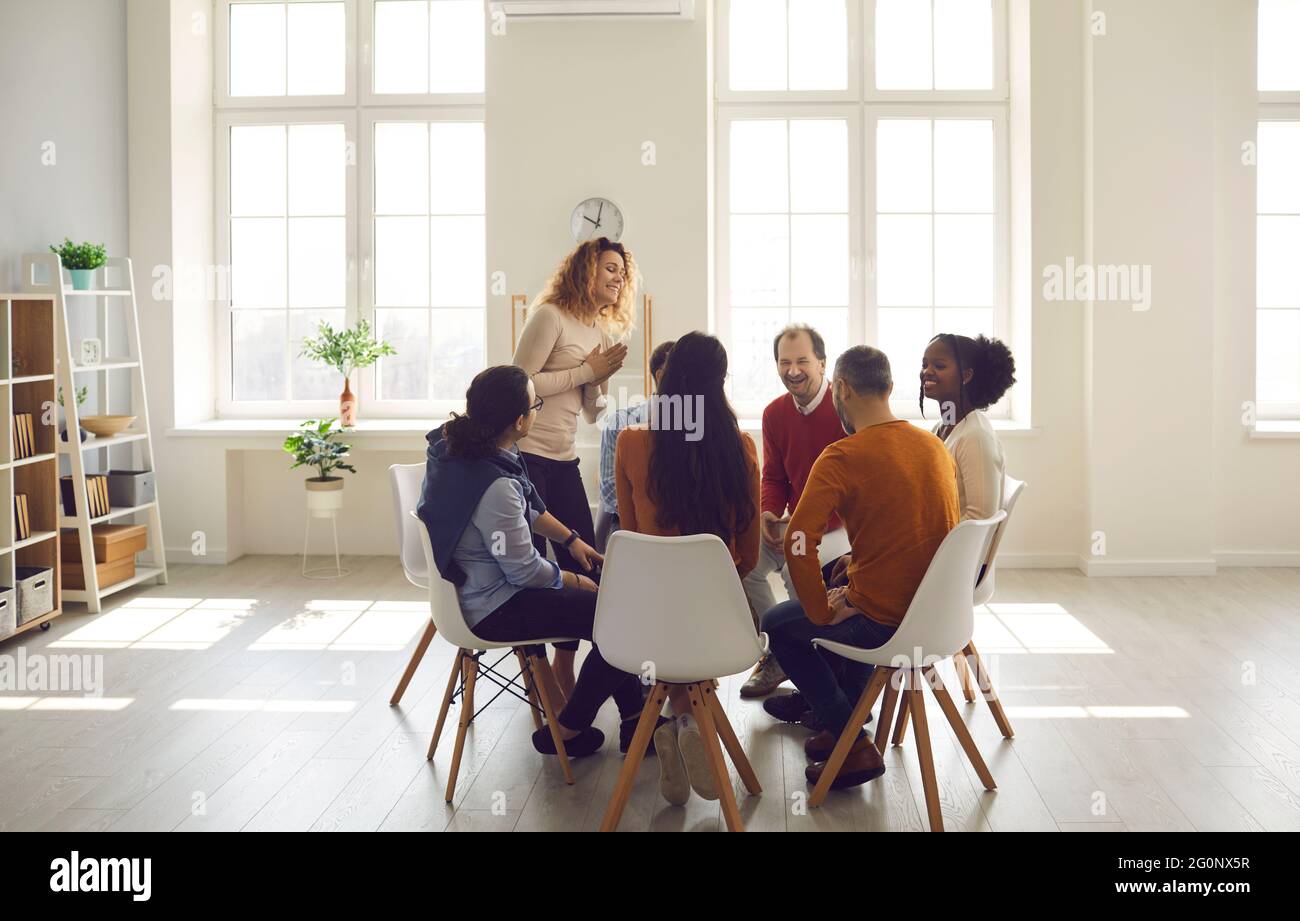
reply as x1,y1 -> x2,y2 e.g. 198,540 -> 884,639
0,292 -> 62,642
21,253 -> 167,614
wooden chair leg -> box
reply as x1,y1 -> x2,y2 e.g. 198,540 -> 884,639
428,650 -> 464,760
687,682 -> 745,832
515,649 -> 543,731
444,653 -> 477,803
703,681 -> 761,796
892,688 -> 911,746
600,682 -> 669,832
924,665 -> 996,791
527,651 -> 574,786
808,667 -> 889,808
907,668 -> 943,832
872,667 -> 900,755
391,620 -> 438,706
953,646 -> 977,704
966,641 -> 1014,739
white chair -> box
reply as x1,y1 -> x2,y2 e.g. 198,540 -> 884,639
595,531 -> 767,832
388,463 -> 436,706
412,511 -> 578,802
808,513 -> 1005,832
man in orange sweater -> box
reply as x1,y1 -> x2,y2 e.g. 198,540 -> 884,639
761,345 -> 959,790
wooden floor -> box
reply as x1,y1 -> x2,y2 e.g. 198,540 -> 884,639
2,556 -> 1299,832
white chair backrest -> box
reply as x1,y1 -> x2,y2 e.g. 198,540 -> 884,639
411,510 -> 487,650
875,512 -> 1006,665
973,474 -> 1025,605
390,463 -> 429,588
593,530 -> 766,684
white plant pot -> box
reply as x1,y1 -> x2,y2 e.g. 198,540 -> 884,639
306,477 -> 343,518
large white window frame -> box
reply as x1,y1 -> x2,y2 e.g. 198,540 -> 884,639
1256,104 -> 1300,421
715,0 -> 1015,422
215,0 -> 485,419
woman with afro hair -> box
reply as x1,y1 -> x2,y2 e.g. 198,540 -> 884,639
918,333 -> 1017,521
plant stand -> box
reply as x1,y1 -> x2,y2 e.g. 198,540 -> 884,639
302,509 -> 348,580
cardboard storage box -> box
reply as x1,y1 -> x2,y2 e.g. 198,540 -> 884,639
15,567 -> 53,625
62,555 -> 134,591
60,523 -> 148,564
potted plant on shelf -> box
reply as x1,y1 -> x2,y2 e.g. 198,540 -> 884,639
283,418 -> 356,517
49,238 -> 107,291
57,386 -> 90,443
299,319 -> 395,427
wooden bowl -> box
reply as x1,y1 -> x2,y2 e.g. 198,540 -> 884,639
79,414 -> 137,438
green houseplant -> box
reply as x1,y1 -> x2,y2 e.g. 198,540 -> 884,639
49,239 -> 108,290
284,418 -> 356,516
299,318 -> 395,427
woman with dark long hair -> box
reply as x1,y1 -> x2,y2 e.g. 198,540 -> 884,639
417,365 -> 643,758
613,331 -> 760,806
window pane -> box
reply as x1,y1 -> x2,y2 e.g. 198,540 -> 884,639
729,0 -> 787,91
934,307 -> 994,339
430,0 -> 485,94
375,216 -> 430,307
877,214 -> 932,306
1257,309 -> 1300,404
375,123 -> 430,215
934,119 -> 994,213
934,214 -> 994,306
799,307 -> 848,374
430,216 -> 485,306
730,120 -> 788,213
287,2 -> 346,95
291,308 -> 346,399
377,308 -> 430,400
875,0 -> 931,90
1258,121 -> 1300,214
791,215 -> 849,307
731,215 -> 790,307
229,3 -> 286,97
789,119 -> 848,213
230,126 -> 286,217
288,217 -> 346,307
375,0 -> 430,93
430,122 -> 485,214
877,119 -> 931,213
933,0 -> 993,90
1260,0 -> 1300,91
231,218 -> 286,307
877,307 -> 933,382
288,124 -> 347,217
730,307 -> 789,405
1258,216 -> 1300,309
430,308 -> 485,401
789,0 -> 848,91
232,311 -> 287,401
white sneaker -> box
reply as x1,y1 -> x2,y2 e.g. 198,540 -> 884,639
676,714 -> 719,801
654,718 -> 690,806
740,655 -> 788,698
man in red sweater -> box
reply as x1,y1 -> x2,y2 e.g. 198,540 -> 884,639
741,324 -> 850,698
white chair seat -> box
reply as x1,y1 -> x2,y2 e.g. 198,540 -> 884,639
810,635 -> 895,667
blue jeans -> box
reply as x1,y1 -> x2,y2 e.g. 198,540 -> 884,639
761,600 -> 898,736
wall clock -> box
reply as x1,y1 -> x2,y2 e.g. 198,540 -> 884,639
570,197 -> 625,243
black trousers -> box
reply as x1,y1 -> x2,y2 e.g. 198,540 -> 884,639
521,452 -> 598,652
472,585 -> 642,732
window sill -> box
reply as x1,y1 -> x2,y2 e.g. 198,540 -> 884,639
1250,420 -> 1300,439
167,418 -> 441,450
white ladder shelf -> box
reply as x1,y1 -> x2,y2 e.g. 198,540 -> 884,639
21,253 -> 167,613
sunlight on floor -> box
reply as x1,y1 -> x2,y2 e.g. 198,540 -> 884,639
249,600 -> 428,651
975,602 -> 1113,654
49,598 -> 259,650
169,698 -> 356,713
0,697 -> 134,711
1003,705 -> 1190,719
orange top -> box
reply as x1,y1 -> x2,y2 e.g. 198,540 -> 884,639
784,420 -> 959,627
614,427 -> 761,578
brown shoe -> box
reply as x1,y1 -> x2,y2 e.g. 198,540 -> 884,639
804,727 -> 874,762
804,736 -> 885,789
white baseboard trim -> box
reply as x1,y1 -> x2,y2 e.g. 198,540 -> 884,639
997,553 -> 1082,569
1079,558 -> 1218,577
165,546 -> 234,565
1213,552 -> 1300,568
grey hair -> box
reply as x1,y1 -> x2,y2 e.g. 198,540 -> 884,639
834,346 -> 892,397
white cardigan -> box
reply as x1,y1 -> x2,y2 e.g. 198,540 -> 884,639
934,410 -> 1005,521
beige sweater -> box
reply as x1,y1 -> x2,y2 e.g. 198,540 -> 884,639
512,302 -> 609,461
935,410 -> 1005,521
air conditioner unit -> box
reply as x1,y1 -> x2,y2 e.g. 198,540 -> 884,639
490,1 -> 696,21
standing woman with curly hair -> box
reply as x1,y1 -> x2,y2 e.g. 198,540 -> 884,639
511,237 -> 637,697
918,333 -> 1017,520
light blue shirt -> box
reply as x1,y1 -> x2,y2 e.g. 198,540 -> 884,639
452,471 -> 562,628
598,402 -> 650,515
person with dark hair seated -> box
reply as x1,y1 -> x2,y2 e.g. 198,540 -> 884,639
920,333 -> 1017,521
761,346 -> 959,791
594,338 -> 676,551
417,364 -> 644,758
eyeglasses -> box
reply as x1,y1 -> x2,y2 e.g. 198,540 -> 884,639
529,396 -> 544,412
